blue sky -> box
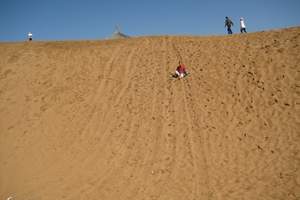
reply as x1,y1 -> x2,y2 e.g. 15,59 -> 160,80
0,0 -> 299,41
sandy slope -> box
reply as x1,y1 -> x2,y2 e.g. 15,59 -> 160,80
0,27 -> 300,200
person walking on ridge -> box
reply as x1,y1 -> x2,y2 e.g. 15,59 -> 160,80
225,16 -> 234,34
240,17 -> 247,33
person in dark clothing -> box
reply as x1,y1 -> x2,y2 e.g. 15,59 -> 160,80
225,16 -> 234,34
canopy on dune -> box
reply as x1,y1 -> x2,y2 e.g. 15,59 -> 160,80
111,26 -> 130,39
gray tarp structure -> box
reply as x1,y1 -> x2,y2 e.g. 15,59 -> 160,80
111,26 -> 130,39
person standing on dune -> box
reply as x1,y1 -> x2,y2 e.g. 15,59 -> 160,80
240,17 -> 247,33
225,16 -> 234,34
28,32 -> 33,41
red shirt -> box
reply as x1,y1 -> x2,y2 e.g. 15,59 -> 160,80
177,64 -> 186,73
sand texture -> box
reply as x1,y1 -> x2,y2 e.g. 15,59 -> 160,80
1,27 -> 300,200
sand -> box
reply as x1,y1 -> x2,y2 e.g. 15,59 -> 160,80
0,27 -> 300,200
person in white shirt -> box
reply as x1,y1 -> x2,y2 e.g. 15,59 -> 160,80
240,18 -> 247,33
28,32 -> 33,41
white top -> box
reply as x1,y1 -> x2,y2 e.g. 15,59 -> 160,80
240,19 -> 246,28
28,32 -> 33,37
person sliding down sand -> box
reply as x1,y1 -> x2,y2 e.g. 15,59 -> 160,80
174,61 -> 188,79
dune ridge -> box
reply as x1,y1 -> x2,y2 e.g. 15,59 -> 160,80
1,27 -> 300,200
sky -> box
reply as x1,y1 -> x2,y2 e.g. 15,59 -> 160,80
0,0 -> 299,41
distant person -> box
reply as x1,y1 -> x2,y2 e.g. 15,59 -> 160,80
225,16 -> 234,34
240,17 -> 247,33
174,61 -> 188,79
28,32 -> 33,41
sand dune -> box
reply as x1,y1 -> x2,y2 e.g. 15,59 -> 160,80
1,27 -> 300,200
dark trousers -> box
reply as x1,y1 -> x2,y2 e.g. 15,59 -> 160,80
240,28 -> 247,33
227,27 -> 233,34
